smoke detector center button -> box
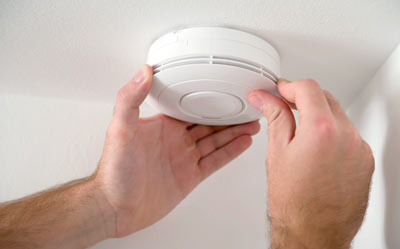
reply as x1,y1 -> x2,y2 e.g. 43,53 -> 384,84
180,91 -> 243,119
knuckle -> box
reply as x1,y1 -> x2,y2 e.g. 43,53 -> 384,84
347,126 -> 361,143
363,141 -> 375,172
339,125 -> 361,151
322,89 -> 333,99
363,140 -> 373,155
116,87 -> 128,103
299,78 -> 320,89
107,124 -> 132,141
313,115 -> 337,140
106,122 -> 119,137
264,106 -> 283,125
371,160 -> 376,174
107,118 -> 139,140
369,158 -> 376,174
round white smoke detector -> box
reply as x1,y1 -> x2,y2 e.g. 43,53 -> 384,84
146,27 -> 280,125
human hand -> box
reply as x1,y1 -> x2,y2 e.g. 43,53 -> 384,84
248,79 -> 374,249
94,65 -> 260,237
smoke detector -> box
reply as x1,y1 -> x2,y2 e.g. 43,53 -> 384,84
146,27 -> 280,125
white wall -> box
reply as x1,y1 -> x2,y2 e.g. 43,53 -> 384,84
0,94 -> 269,248
349,44 -> 400,249
0,94 -> 112,200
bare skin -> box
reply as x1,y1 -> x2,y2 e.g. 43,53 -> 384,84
0,65 -> 260,248
248,79 -> 374,249
0,66 -> 374,249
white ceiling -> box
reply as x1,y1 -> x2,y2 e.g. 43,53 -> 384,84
1,0 -> 400,107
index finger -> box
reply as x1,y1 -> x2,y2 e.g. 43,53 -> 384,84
277,79 -> 333,124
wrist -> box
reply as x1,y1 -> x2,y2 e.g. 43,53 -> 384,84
270,217 -> 307,249
76,176 -> 117,240
270,218 -> 350,249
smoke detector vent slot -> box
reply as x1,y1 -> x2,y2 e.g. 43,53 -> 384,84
153,55 -> 278,82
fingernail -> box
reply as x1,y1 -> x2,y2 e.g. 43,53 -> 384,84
134,68 -> 145,84
248,95 -> 263,110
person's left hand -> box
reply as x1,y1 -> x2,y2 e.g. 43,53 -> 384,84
94,65 -> 260,237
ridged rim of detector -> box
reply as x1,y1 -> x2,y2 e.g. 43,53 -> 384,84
152,55 -> 278,83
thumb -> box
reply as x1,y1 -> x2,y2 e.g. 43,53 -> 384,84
248,90 -> 296,147
113,64 -> 153,127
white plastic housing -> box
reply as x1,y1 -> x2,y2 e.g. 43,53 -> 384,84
146,27 -> 280,125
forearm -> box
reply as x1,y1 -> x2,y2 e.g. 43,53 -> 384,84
0,176 -> 115,249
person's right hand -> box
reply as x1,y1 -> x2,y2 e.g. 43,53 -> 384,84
248,79 -> 374,249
